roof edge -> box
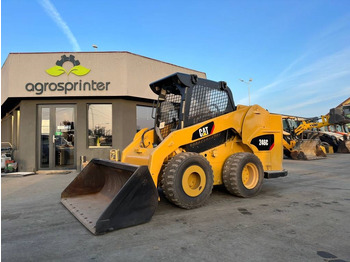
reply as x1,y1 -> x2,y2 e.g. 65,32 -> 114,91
5,51 -> 207,76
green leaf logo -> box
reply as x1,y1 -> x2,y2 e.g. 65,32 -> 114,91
46,56 -> 91,77
46,66 -> 67,76
68,65 -> 91,76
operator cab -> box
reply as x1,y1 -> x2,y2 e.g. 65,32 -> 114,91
150,73 -> 235,141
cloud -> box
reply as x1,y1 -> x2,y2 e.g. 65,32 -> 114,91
39,0 -> 81,51
236,50 -> 350,116
278,86 -> 350,113
239,21 -> 350,117
254,47 -> 350,95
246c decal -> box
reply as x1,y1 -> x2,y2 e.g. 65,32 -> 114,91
251,135 -> 275,151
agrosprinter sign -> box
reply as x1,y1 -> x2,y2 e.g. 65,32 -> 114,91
25,55 -> 110,95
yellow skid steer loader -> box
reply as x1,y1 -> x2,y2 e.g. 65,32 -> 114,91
61,73 -> 287,234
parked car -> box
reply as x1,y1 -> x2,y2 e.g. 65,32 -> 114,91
1,142 -> 13,170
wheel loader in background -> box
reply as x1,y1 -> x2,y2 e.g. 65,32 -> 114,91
282,107 -> 350,160
282,115 -> 327,160
61,73 -> 287,235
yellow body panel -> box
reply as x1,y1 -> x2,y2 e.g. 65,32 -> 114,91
121,104 -> 284,187
319,145 -> 326,154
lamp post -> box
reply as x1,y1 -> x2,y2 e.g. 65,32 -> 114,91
239,78 -> 253,106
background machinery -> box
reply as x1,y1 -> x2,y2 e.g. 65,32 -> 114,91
320,106 -> 350,153
283,115 -> 328,160
282,107 -> 350,160
61,73 -> 287,234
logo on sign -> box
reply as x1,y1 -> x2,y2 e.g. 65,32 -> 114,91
46,55 -> 90,76
24,54 -> 111,95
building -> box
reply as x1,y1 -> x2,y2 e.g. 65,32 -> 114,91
1,52 -> 206,171
335,97 -> 350,109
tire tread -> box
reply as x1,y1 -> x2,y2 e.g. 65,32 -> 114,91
161,152 -> 213,209
223,152 -> 263,198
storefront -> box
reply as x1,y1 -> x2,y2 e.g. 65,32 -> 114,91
1,52 -> 206,171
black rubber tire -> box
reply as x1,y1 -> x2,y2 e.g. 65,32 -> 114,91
320,135 -> 339,152
320,142 -> 330,153
161,152 -> 214,209
223,152 -> 264,198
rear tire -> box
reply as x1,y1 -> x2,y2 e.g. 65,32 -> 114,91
320,135 -> 338,152
223,152 -> 264,198
320,142 -> 329,153
161,152 -> 213,209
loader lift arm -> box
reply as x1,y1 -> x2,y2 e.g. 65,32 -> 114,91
294,115 -> 330,135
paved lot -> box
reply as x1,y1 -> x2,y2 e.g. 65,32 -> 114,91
2,154 -> 350,262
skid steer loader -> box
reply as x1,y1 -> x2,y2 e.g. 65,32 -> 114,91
61,73 -> 287,235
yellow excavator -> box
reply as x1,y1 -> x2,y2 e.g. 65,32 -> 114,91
61,73 -> 287,234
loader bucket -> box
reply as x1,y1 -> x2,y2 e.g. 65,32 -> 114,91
61,159 -> 158,235
290,140 -> 326,160
337,137 -> 350,153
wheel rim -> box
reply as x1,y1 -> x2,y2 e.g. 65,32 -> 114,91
182,165 -> 206,197
242,163 -> 259,189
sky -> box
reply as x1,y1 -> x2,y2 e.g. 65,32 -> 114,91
1,0 -> 350,117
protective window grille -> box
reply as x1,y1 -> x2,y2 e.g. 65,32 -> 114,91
188,85 -> 229,124
158,94 -> 181,138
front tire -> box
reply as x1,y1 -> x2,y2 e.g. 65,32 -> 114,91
161,152 -> 214,209
223,152 -> 264,198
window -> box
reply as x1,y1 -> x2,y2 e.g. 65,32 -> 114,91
88,104 -> 112,147
136,106 -> 153,132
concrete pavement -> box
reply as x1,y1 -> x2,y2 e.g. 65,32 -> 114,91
2,154 -> 350,262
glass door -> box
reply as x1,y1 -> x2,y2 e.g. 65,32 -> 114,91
54,107 -> 75,168
38,105 -> 76,169
40,107 -> 50,168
